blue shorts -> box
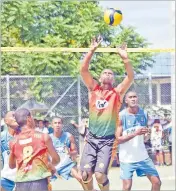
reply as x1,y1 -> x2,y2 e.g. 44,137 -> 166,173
120,157 -> 159,180
1,178 -> 15,191
51,159 -> 76,181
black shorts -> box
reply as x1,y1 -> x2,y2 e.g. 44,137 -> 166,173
16,178 -> 48,191
80,132 -> 115,174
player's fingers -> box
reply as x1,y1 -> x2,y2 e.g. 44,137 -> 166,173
122,42 -> 127,49
98,35 -> 103,42
116,45 -> 121,50
91,37 -> 96,44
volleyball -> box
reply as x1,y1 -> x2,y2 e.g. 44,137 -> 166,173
104,8 -> 123,26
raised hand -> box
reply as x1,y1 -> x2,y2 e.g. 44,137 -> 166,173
117,42 -> 128,59
70,120 -> 76,125
90,35 -> 103,52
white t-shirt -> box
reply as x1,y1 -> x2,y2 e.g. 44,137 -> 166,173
119,108 -> 149,163
151,125 -> 163,150
35,127 -> 49,134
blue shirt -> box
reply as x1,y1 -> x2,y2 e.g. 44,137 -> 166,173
50,132 -> 71,162
119,107 -> 149,163
48,127 -> 54,134
120,107 -> 148,133
1,130 -> 16,181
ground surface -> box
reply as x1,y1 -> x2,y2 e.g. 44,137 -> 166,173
51,165 -> 175,190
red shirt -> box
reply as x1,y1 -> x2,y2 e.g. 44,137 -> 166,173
10,129 -> 51,182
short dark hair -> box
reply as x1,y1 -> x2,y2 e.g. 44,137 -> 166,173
125,90 -> 137,99
15,108 -> 31,127
52,117 -> 63,124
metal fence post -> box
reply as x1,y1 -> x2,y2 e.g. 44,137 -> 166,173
77,76 -> 82,154
6,75 -> 10,111
171,1 -> 175,177
171,53 -> 175,177
77,76 -> 82,125
148,73 -> 153,105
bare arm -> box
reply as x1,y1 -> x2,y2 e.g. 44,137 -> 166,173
116,120 -> 137,144
9,152 -> 16,169
69,135 -> 77,153
80,37 -> 102,90
9,141 -> 16,169
69,135 -> 78,161
116,120 -> 148,144
44,134 -> 60,166
115,43 -> 134,102
70,120 -> 80,129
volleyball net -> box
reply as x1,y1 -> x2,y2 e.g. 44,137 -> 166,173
1,47 -> 175,53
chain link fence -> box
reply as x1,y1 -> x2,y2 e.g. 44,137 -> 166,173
0,74 -> 172,152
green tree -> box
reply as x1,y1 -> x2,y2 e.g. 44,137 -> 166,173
1,0 -> 154,77
1,1 -> 154,105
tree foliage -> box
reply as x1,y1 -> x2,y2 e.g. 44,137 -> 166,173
1,1 -> 155,105
1,0 -> 154,77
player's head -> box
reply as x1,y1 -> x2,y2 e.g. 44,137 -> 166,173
34,118 -> 38,127
125,91 -> 138,108
153,119 -> 161,130
4,111 -> 19,130
52,117 -> 63,133
15,108 -> 35,129
44,119 -> 50,127
99,69 -> 115,85
38,120 -> 44,128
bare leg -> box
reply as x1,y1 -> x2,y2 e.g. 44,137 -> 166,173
122,179 -> 132,191
95,172 -> 109,191
159,151 -> 164,165
1,186 -> 6,191
164,150 -> 172,165
71,167 -> 90,190
156,151 -> 160,165
147,175 -> 161,191
80,170 -> 94,191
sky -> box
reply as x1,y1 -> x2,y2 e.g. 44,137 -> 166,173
99,1 -> 174,48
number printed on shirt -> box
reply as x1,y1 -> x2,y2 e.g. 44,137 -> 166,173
23,146 -> 33,163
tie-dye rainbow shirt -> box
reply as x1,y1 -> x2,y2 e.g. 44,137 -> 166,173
88,85 -> 121,137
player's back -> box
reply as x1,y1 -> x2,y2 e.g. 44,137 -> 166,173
11,129 -> 51,182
